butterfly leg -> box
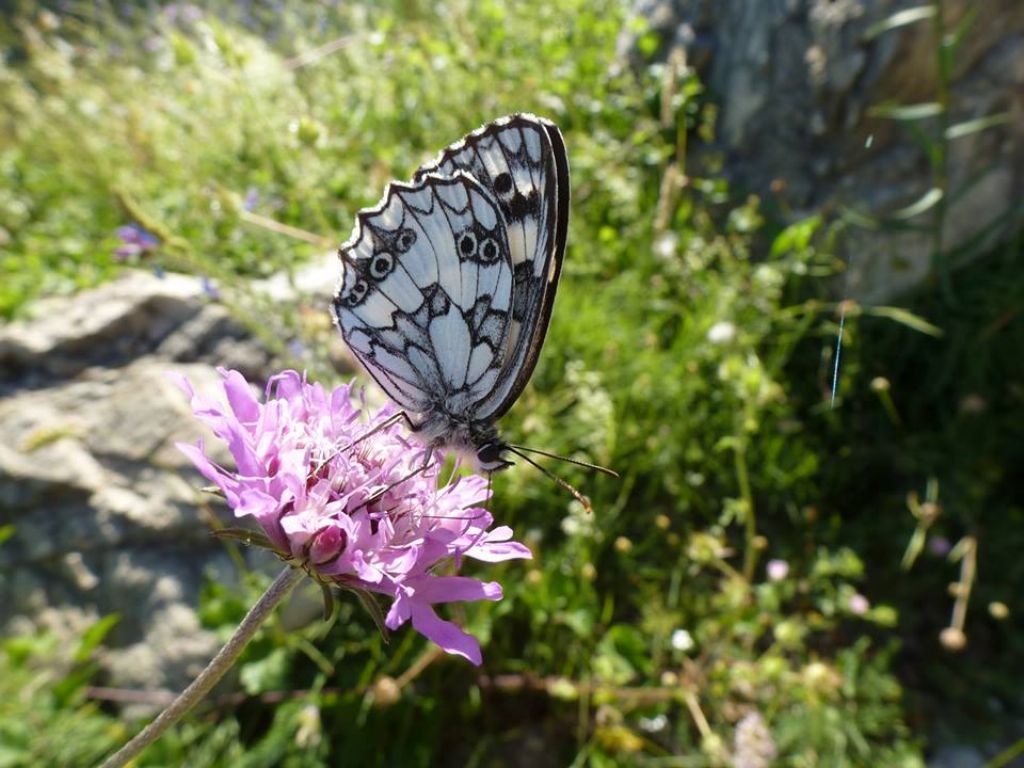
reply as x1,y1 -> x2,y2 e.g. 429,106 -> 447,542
420,446 -> 435,472
313,411 -> 418,474
347,459 -> 438,516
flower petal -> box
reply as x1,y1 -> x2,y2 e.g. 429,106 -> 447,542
409,602 -> 482,665
220,368 -> 261,425
409,575 -> 502,604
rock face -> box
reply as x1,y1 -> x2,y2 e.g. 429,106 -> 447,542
618,0 -> 1024,300
0,268 -> 333,697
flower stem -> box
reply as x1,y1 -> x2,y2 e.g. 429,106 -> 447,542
100,566 -> 304,768
734,442 -> 757,582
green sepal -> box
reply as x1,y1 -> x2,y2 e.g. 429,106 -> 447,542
345,586 -> 391,644
320,582 -> 337,622
212,526 -> 280,553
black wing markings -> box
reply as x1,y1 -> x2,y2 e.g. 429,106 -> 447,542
334,172 -> 516,415
410,115 -> 567,420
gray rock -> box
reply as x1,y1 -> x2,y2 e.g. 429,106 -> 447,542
618,0 -> 1024,300
0,271 -> 202,385
0,269 -> 324,698
927,745 -> 986,768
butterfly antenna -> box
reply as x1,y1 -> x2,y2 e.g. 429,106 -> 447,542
507,444 -> 619,478
505,446 -> 594,513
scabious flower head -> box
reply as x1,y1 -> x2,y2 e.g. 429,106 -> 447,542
174,368 -> 532,665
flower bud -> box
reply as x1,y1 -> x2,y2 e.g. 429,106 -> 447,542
940,627 -> 967,652
310,525 -> 346,565
989,601 -> 1009,620
371,676 -> 402,707
870,376 -> 890,392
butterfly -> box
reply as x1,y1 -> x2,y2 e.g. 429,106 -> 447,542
332,114 -> 571,476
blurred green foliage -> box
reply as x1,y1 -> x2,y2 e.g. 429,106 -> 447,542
1,0 -> 1021,766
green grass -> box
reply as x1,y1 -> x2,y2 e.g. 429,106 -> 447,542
1,1 -> 1022,765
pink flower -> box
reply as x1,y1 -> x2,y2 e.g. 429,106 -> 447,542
174,368 -> 532,665
848,593 -> 870,615
766,559 -> 789,582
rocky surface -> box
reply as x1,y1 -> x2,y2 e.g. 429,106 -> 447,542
0,266 -> 338,699
618,0 -> 1024,300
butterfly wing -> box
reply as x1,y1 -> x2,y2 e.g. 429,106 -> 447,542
414,114 -> 569,420
333,173 -> 516,419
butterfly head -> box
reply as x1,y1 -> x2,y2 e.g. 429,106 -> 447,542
449,421 -> 514,473
475,440 -> 513,473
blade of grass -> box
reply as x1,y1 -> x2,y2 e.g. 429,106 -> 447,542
864,6 -> 936,40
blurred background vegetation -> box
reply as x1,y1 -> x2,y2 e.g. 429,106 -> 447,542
1,0 -> 1021,765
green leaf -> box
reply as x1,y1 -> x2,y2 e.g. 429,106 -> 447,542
593,627 -> 643,685
869,102 -> 943,121
901,526 -> 927,571
74,615 -> 120,664
559,607 -> 595,637
945,112 -> 1010,140
986,737 -> 1024,768
240,646 -> 290,695
944,7 -> 978,56
0,525 -> 14,547
770,215 -> 822,257
864,306 -> 944,337
864,6 -> 935,40
840,206 -> 883,230
889,187 -> 943,220
841,194 -> 943,231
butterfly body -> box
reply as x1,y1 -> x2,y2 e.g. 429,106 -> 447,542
333,114 -> 569,472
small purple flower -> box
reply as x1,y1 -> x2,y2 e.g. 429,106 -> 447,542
848,593 -> 870,615
243,187 -> 261,212
928,536 -> 951,557
174,369 -> 531,664
766,559 -> 789,582
200,276 -> 220,300
114,223 -> 159,261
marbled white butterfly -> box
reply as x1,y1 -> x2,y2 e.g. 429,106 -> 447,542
333,114 -> 575,477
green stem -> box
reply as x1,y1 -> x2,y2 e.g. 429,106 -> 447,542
932,0 -> 955,303
99,566 -> 304,768
734,442 -> 757,581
